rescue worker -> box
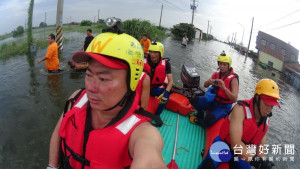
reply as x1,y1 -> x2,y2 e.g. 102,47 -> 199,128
136,71 -> 151,109
140,34 -> 151,58
198,79 -> 278,169
189,51 -> 239,127
47,20 -> 165,169
81,29 -> 94,51
38,34 -> 60,73
143,41 -> 173,117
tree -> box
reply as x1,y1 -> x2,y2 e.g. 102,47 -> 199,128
122,19 -> 166,41
98,19 -> 105,24
171,23 -> 195,41
80,20 -> 92,26
12,26 -> 25,37
39,22 -> 47,28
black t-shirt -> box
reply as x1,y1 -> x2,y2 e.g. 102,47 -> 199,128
147,57 -> 171,76
84,36 -> 94,51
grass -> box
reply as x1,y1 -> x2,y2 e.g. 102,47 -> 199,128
0,25 -> 106,59
0,22 -> 165,59
0,33 -> 13,41
0,41 -> 28,59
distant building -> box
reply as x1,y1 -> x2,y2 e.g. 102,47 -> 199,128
194,27 -> 203,40
256,31 -> 299,72
256,31 -> 300,89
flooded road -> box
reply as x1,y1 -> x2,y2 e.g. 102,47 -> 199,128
0,35 -> 299,168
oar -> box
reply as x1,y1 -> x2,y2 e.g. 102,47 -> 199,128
167,114 -> 179,169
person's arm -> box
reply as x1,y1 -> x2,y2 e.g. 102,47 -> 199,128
204,73 -> 216,88
38,56 -> 48,63
229,105 -> 255,162
166,73 -> 173,92
81,43 -> 85,50
204,78 -> 214,88
216,77 -> 239,103
129,122 -> 167,169
141,75 -> 150,109
165,61 -> 173,92
48,89 -> 82,168
38,45 -> 54,63
48,114 -> 63,168
256,132 -> 267,158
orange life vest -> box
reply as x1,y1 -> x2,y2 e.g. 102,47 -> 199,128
219,98 -> 269,145
212,68 -> 238,104
59,90 -> 148,169
144,58 -> 166,88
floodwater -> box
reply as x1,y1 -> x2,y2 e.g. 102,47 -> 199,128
0,35 -> 299,169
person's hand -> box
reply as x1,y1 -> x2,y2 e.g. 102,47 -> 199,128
207,78 -> 214,86
250,155 -> 275,169
158,90 -> 170,104
37,59 -> 42,64
215,79 -> 226,90
46,164 -> 58,169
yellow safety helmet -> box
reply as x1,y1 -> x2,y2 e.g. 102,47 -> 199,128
84,32 -> 144,91
149,42 -> 164,57
255,79 -> 280,99
217,51 -> 232,68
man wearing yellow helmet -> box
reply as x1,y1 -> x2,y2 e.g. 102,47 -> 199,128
47,19 -> 165,169
144,41 -> 173,117
198,79 -> 278,169
190,51 -> 239,127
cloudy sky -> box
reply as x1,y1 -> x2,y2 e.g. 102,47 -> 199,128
1,0 -> 300,52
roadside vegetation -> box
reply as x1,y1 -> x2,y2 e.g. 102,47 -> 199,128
171,23 -> 195,41
122,19 -> 167,41
0,33 -> 13,41
0,19 -> 167,59
0,24 -> 106,59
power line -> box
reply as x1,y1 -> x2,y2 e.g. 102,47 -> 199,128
162,0 -> 190,14
156,0 -> 190,18
257,8 -> 300,29
266,20 -> 300,31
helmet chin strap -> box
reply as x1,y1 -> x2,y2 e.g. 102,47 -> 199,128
254,95 -> 267,131
103,90 -> 132,111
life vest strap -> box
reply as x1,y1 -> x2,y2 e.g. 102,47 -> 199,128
134,108 -> 163,127
62,139 -> 90,167
63,88 -> 85,115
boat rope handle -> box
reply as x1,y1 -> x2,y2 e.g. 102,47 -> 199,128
176,146 -> 189,155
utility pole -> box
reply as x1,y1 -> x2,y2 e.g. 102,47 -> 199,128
206,20 -> 209,42
56,0 -> 64,51
94,16 -> 96,25
245,17 -> 254,62
70,16 -> 71,23
44,12 -> 46,37
210,26 -> 212,39
234,32 -> 237,46
98,9 -> 100,23
231,33 -> 234,46
238,22 -> 245,53
190,0 -> 197,24
159,4 -> 163,27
